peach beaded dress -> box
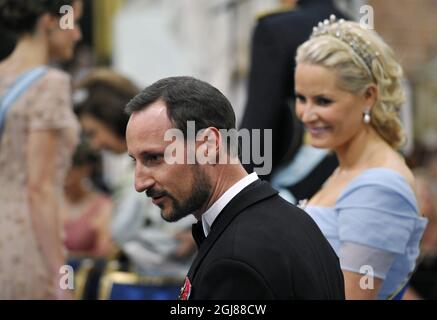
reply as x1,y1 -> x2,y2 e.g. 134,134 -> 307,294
0,65 -> 80,299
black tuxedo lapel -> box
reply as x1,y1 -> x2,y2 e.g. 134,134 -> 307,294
192,221 -> 206,248
187,180 -> 278,280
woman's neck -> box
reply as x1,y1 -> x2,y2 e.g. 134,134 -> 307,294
334,126 -> 389,173
7,33 -> 50,70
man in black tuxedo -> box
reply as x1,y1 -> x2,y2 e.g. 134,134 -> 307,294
125,76 -> 344,299
241,0 -> 347,183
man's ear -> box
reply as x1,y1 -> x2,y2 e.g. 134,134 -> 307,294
196,127 -> 221,165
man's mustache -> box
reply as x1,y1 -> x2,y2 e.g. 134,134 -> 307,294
146,188 -> 170,199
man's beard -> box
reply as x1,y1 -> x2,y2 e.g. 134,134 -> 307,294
148,167 -> 212,222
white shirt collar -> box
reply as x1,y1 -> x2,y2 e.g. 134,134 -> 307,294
201,172 -> 259,237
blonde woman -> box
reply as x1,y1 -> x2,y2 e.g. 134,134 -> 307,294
294,16 -> 427,299
0,0 -> 82,299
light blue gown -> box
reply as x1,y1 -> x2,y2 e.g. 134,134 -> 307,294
303,168 -> 427,299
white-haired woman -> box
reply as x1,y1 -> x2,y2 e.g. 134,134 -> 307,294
295,16 -> 427,299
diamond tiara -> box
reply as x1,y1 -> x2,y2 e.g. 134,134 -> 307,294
311,15 -> 380,75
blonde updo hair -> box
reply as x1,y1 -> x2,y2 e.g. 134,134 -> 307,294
296,20 -> 406,149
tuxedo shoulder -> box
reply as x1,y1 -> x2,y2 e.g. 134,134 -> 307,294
227,196 -> 313,239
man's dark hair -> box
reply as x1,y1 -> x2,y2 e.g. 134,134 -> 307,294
126,76 -> 239,156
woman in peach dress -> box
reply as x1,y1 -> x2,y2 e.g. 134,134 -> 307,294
0,0 -> 82,299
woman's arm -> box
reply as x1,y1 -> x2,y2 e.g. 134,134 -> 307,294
339,241 -> 397,300
343,270 -> 383,299
27,129 -> 66,297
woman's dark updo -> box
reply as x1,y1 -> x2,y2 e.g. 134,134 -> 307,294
0,0 -> 74,35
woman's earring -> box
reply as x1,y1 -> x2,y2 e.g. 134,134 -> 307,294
363,108 -> 371,124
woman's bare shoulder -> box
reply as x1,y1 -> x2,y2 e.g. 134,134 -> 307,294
380,150 -> 416,190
